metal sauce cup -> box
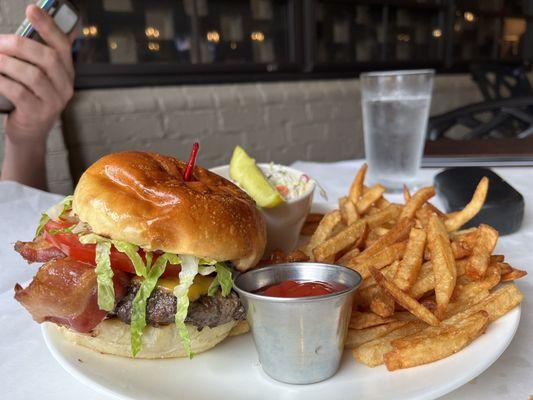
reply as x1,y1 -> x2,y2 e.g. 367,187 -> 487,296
233,263 -> 361,384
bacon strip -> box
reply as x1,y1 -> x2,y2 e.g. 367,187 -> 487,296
15,258 -> 130,333
14,236 -> 65,263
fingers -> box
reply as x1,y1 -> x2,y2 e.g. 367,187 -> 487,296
0,75 -> 39,112
26,5 -> 74,79
0,54 -> 59,104
0,35 -> 74,104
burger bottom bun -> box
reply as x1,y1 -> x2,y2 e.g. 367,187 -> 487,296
228,320 -> 250,337
55,319 -> 238,359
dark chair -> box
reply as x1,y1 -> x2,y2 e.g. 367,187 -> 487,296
471,63 -> 532,101
427,96 -> 533,141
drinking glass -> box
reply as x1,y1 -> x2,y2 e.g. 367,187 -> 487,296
360,69 -> 434,190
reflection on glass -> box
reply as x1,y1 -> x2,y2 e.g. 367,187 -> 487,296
453,13 -> 500,60
386,7 -> 442,62
501,18 -> 526,59
74,0 -> 192,65
107,31 -> 137,64
316,2 -> 442,64
316,2 -> 383,63
198,0 -> 288,64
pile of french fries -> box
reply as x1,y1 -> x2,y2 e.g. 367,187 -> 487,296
289,163 -> 526,371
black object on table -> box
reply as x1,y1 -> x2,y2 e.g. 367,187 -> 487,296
434,167 -> 524,235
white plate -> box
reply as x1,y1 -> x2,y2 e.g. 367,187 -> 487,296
41,203 -> 522,400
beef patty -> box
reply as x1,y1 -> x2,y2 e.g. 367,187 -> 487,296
114,283 -> 246,330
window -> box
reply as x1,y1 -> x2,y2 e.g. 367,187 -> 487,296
72,0 -> 533,88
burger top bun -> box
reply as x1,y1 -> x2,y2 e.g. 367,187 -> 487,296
73,151 -> 266,270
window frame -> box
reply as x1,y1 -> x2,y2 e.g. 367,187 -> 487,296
73,0 -> 533,89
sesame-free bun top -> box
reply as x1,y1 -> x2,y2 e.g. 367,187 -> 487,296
73,151 -> 266,270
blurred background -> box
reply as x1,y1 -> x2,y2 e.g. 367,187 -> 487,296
0,0 -> 532,193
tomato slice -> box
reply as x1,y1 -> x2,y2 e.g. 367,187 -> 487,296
43,220 -> 180,278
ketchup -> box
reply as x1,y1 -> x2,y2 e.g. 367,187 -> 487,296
255,280 -> 347,298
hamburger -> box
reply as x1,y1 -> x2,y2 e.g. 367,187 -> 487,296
14,151 -> 266,358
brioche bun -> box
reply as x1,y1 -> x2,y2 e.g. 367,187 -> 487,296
73,151 -> 266,270
55,319 -> 238,359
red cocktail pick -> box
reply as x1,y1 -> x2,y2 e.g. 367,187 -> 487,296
183,142 -> 199,182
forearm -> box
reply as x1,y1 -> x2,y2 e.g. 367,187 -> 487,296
1,135 -> 47,190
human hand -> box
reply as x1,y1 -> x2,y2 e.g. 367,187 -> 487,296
0,4 -> 75,147
0,4 -> 75,189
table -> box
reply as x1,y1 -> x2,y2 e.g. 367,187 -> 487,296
1,160 -> 531,400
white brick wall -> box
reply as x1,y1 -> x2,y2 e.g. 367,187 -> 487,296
64,75 -> 485,182
64,80 -> 366,181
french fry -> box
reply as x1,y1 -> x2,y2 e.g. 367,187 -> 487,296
336,246 -> 361,265
357,184 -> 386,214
415,204 -> 445,228
376,197 -> 391,210
450,227 -> 479,247
353,320 -> 427,367
500,268 -> 528,282
313,221 -> 366,263
398,284 -> 523,345
339,196 -> 359,225
457,263 -> 500,290
296,162 -> 522,372
286,249 -> 310,263
394,228 -> 426,292
424,240 -> 471,261
445,177 -> 489,232
403,185 -> 411,202
384,311 -> 489,371
491,254 -> 505,263
370,290 -> 395,318
305,210 -> 342,257
345,321 -> 409,349
400,187 -> 436,220
347,242 -> 406,279
348,163 -> 368,204
427,214 -> 457,319
466,224 -> 498,279
353,284 -> 382,310
371,268 -> 440,327
358,261 -> 400,290
358,218 -> 414,260
409,261 -> 435,299
363,204 -> 402,229
496,261 -> 513,276
349,312 -> 395,330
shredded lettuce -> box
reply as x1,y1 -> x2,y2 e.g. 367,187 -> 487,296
215,262 -> 233,296
207,262 -> 233,297
48,226 -> 74,235
35,195 -> 74,236
94,241 -> 115,311
79,233 -> 105,245
79,234 -> 115,312
145,252 -> 153,269
46,195 -> 73,220
173,255 -> 199,358
35,213 -> 49,237
112,240 -> 147,277
130,254 -> 170,357
198,265 -> 216,276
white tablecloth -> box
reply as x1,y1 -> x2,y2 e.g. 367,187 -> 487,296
1,160 -> 531,400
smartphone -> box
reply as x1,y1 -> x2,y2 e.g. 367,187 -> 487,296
0,0 -> 79,113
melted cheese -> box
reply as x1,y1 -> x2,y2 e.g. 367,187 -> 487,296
133,275 -> 214,302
